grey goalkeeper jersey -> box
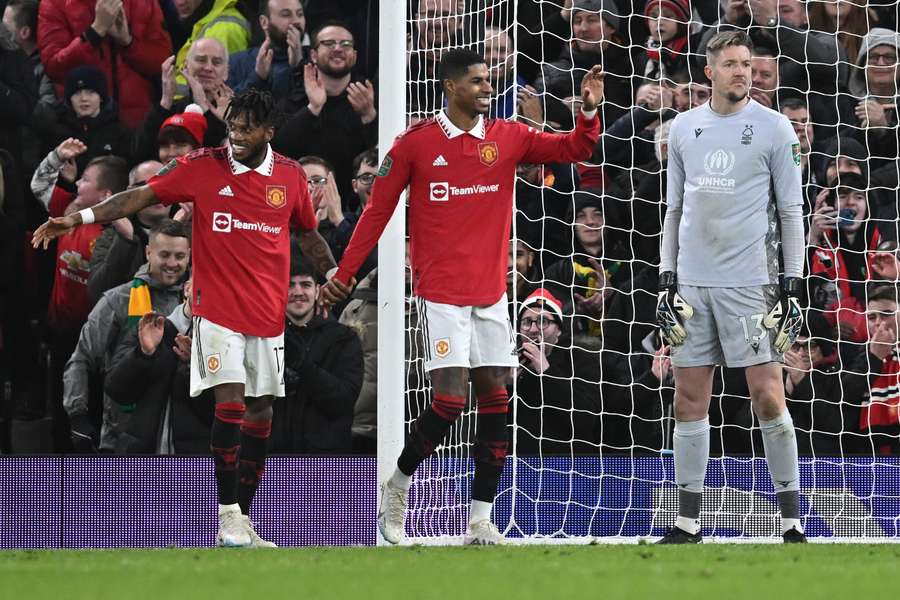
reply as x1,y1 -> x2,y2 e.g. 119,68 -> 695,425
664,99 -> 803,287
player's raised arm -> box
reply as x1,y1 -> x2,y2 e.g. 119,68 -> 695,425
31,185 -> 160,250
518,66 -> 603,165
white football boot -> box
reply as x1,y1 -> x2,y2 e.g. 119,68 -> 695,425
377,481 -> 408,544
464,520 -> 505,545
243,515 -> 277,548
216,505 -> 251,547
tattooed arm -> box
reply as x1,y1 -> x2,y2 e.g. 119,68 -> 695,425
32,185 -> 160,249
296,227 -> 338,278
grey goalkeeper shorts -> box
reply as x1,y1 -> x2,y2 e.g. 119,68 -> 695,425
669,284 -> 783,368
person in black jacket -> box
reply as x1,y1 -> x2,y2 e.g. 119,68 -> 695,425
271,21 -> 377,205
512,287 -> 600,455
271,257 -> 363,454
32,65 -> 130,172
105,278 -> 214,454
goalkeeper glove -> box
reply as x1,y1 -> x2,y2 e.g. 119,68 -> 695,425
762,277 -> 804,353
656,271 -> 694,347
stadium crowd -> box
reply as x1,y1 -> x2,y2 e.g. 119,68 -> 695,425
0,0 -> 898,457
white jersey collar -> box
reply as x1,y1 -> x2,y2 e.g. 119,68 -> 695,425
436,109 -> 485,139
228,143 -> 274,176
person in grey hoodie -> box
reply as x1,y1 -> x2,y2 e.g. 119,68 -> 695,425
64,219 -> 190,451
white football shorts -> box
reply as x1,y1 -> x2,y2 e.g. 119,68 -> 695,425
190,316 -> 285,398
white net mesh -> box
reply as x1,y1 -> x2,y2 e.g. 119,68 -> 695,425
398,0 -> 900,541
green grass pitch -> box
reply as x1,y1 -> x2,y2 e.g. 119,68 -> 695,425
3,545 -> 899,599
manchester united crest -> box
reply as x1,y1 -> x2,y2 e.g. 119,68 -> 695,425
434,338 -> 451,358
207,354 -> 221,374
266,185 -> 287,208
478,142 -> 499,166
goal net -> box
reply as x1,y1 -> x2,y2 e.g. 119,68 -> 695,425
382,0 -> 900,542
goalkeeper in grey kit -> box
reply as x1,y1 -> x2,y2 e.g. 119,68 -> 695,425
655,31 -> 806,544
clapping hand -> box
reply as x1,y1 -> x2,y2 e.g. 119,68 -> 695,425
256,37 -> 274,81
650,345 -> 672,383
160,56 -> 177,110
347,80 -> 376,124
304,64 -> 327,114
574,257 -> 610,317
209,83 -> 234,122
138,312 -> 166,356
855,98 -> 889,128
517,85 -> 543,126
287,26 -> 303,68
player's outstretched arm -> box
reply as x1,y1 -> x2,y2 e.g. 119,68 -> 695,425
32,185 -> 160,249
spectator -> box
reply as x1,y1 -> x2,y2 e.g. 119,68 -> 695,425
749,46 -> 779,110
536,0 -> 633,127
338,267 -> 378,454
783,313 -> 847,455
227,0 -> 307,102
297,155 -> 355,264
33,65 -> 132,172
600,79 -> 676,172
484,24 -> 526,119
106,277 -> 214,454
808,172 -> 883,345
544,191 -> 631,351
408,0 -> 461,114
2,0 -> 53,107
135,40 -> 229,161
808,0 -> 871,64
145,103 -> 208,165
64,219 -> 190,452
0,12 -> 37,163
271,258 -> 363,454
507,240 -> 536,309
779,97 -> 819,213
37,0 -> 171,128
171,0 -> 251,100
623,117 -> 672,267
841,285 -> 900,455
639,0 -> 703,81
848,29 -> 899,170
332,147 -> 379,279
87,160 -> 169,305
512,287 -> 600,455
670,72 -> 710,112
514,159 -> 577,272
272,21 -> 377,204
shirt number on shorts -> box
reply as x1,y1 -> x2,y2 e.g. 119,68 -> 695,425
737,314 -> 765,349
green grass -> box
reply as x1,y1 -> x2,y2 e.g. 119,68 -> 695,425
3,545 -> 900,600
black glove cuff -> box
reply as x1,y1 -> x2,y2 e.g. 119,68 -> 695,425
659,271 -> 677,291
783,277 -> 802,297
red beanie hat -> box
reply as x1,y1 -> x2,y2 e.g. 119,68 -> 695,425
644,0 -> 691,23
158,104 -> 208,147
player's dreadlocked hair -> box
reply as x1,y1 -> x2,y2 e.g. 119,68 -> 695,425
224,88 -> 276,127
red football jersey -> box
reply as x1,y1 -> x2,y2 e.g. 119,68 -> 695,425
49,222 -> 103,330
148,145 -> 317,337
334,110 -> 600,306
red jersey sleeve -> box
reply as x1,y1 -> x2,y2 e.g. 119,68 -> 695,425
333,138 -> 412,285
146,156 -> 196,206
518,110 -> 601,165
290,177 -> 317,232
48,187 -> 74,218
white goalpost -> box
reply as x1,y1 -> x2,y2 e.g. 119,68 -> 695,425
377,0 -> 900,544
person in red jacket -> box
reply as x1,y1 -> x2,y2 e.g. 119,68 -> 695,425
38,0 -> 172,128
320,48 -> 604,546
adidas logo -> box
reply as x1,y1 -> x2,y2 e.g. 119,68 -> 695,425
218,185 -> 234,197
432,155 -> 448,167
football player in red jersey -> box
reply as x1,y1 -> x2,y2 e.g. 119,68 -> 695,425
320,49 -> 604,545
33,90 -> 338,548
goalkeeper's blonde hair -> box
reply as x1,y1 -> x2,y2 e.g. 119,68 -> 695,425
706,30 -> 754,63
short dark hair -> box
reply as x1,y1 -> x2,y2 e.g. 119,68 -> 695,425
438,49 -> 486,86
298,155 -> 335,174
290,254 -> 318,282
310,20 -> 354,47
224,88 -> 276,128
869,285 -> 898,306
86,155 -> 129,194
706,31 -> 754,62
352,148 -> 378,175
149,218 -> 191,245
779,97 -> 808,112
260,0 -> 304,17
158,125 -> 199,149
7,0 -> 38,36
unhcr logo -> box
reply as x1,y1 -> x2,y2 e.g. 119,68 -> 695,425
703,149 -> 736,176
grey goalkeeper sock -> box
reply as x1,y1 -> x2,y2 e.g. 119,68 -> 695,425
673,418 -> 710,522
759,410 -> 801,524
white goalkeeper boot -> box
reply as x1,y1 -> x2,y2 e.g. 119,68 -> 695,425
464,520 -> 505,545
378,480 -> 408,544
242,515 -> 277,548
216,504 -> 251,547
